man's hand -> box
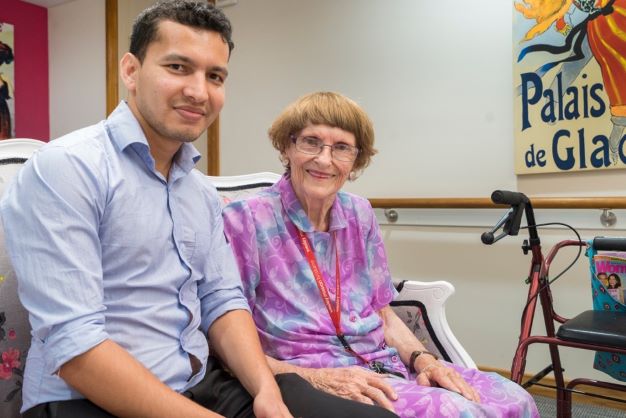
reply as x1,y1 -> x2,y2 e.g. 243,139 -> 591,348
303,366 -> 397,412
208,310 -> 293,417
415,362 -> 480,403
252,387 -> 294,418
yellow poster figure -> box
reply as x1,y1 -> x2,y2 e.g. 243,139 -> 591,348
514,0 -> 626,173
587,0 -> 626,161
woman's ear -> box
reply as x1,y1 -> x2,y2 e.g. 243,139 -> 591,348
120,52 -> 140,93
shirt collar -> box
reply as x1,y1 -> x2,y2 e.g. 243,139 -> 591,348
105,101 -> 201,175
275,173 -> 347,233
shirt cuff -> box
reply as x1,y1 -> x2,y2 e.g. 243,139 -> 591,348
42,317 -> 109,375
200,291 -> 251,334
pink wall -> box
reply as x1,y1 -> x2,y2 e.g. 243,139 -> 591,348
1,0 -> 49,141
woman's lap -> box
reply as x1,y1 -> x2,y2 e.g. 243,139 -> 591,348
386,363 -> 539,418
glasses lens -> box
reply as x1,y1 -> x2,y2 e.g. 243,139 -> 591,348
295,136 -> 359,161
332,145 -> 358,162
296,136 -> 322,154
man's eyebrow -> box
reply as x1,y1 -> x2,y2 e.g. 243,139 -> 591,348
212,66 -> 229,78
161,53 -> 228,77
162,53 -> 194,64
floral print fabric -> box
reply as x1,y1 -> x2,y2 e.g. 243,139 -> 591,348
0,268 -> 27,417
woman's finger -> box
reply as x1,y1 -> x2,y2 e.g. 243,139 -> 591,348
455,376 -> 481,403
362,386 -> 396,412
366,376 -> 398,401
436,373 -> 463,395
429,367 -> 480,403
416,371 -> 432,387
445,370 -> 480,403
354,394 -> 375,405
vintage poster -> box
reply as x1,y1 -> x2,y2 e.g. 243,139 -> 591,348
0,22 -> 14,140
513,1 -> 626,174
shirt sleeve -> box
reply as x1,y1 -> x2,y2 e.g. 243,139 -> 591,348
221,200 -> 260,309
0,143 -> 109,375
197,193 -> 251,334
362,200 -> 398,310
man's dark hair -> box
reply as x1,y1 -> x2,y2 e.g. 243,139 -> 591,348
129,0 -> 234,62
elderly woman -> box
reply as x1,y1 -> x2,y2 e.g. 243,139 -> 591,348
222,92 -> 539,417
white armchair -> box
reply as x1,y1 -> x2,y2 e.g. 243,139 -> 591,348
206,172 -> 476,370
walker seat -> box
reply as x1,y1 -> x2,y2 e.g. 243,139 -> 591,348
556,310 -> 626,349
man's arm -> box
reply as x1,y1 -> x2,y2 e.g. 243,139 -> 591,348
207,309 -> 293,418
60,340 -> 222,418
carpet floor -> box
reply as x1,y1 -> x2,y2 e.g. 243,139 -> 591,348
533,394 -> 626,417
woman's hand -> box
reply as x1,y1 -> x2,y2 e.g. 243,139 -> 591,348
303,366 -> 398,412
416,361 -> 481,403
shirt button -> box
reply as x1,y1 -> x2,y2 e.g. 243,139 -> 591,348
391,355 -> 398,362
349,314 -> 357,322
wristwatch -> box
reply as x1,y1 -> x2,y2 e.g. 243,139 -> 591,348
408,350 -> 438,374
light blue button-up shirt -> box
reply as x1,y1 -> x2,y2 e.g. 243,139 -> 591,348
0,102 -> 250,411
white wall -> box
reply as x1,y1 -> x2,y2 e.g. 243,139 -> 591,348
48,0 -> 106,139
220,0 -> 516,198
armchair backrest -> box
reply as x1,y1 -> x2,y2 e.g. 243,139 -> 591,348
206,172 -> 281,208
0,138 -> 45,417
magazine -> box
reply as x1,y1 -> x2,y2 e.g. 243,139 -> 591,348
593,254 -> 626,304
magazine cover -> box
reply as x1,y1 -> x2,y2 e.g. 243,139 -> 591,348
593,254 -> 626,304
590,251 -> 626,381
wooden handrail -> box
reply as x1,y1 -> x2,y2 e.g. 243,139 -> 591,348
369,197 -> 626,209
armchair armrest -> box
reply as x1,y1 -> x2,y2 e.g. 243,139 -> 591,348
391,279 -> 476,369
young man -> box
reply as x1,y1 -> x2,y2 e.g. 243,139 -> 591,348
0,2 -> 397,418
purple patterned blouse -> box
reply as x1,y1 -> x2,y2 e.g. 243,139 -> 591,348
222,174 -> 403,373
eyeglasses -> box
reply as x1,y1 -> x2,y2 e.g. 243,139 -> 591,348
291,135 -> 360,162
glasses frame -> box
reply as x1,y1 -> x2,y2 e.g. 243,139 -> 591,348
290,135 -> 360,162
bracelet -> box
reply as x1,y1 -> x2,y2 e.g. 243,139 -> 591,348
418,363 -> 440,375
408,350 -> 439,373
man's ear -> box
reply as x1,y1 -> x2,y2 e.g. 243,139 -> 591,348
120,52 -> 140,93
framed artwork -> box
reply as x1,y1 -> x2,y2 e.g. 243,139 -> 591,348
0,22 -> 14,140
513,0 -> 626,174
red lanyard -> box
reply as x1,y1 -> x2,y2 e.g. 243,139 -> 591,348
297,229 -> 342,335
296,228 -> 371,365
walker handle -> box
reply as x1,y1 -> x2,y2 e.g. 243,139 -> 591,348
491,190 -> 528,206
593,237 -> 626,251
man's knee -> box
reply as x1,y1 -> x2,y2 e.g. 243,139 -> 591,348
276,373 -> 398,418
